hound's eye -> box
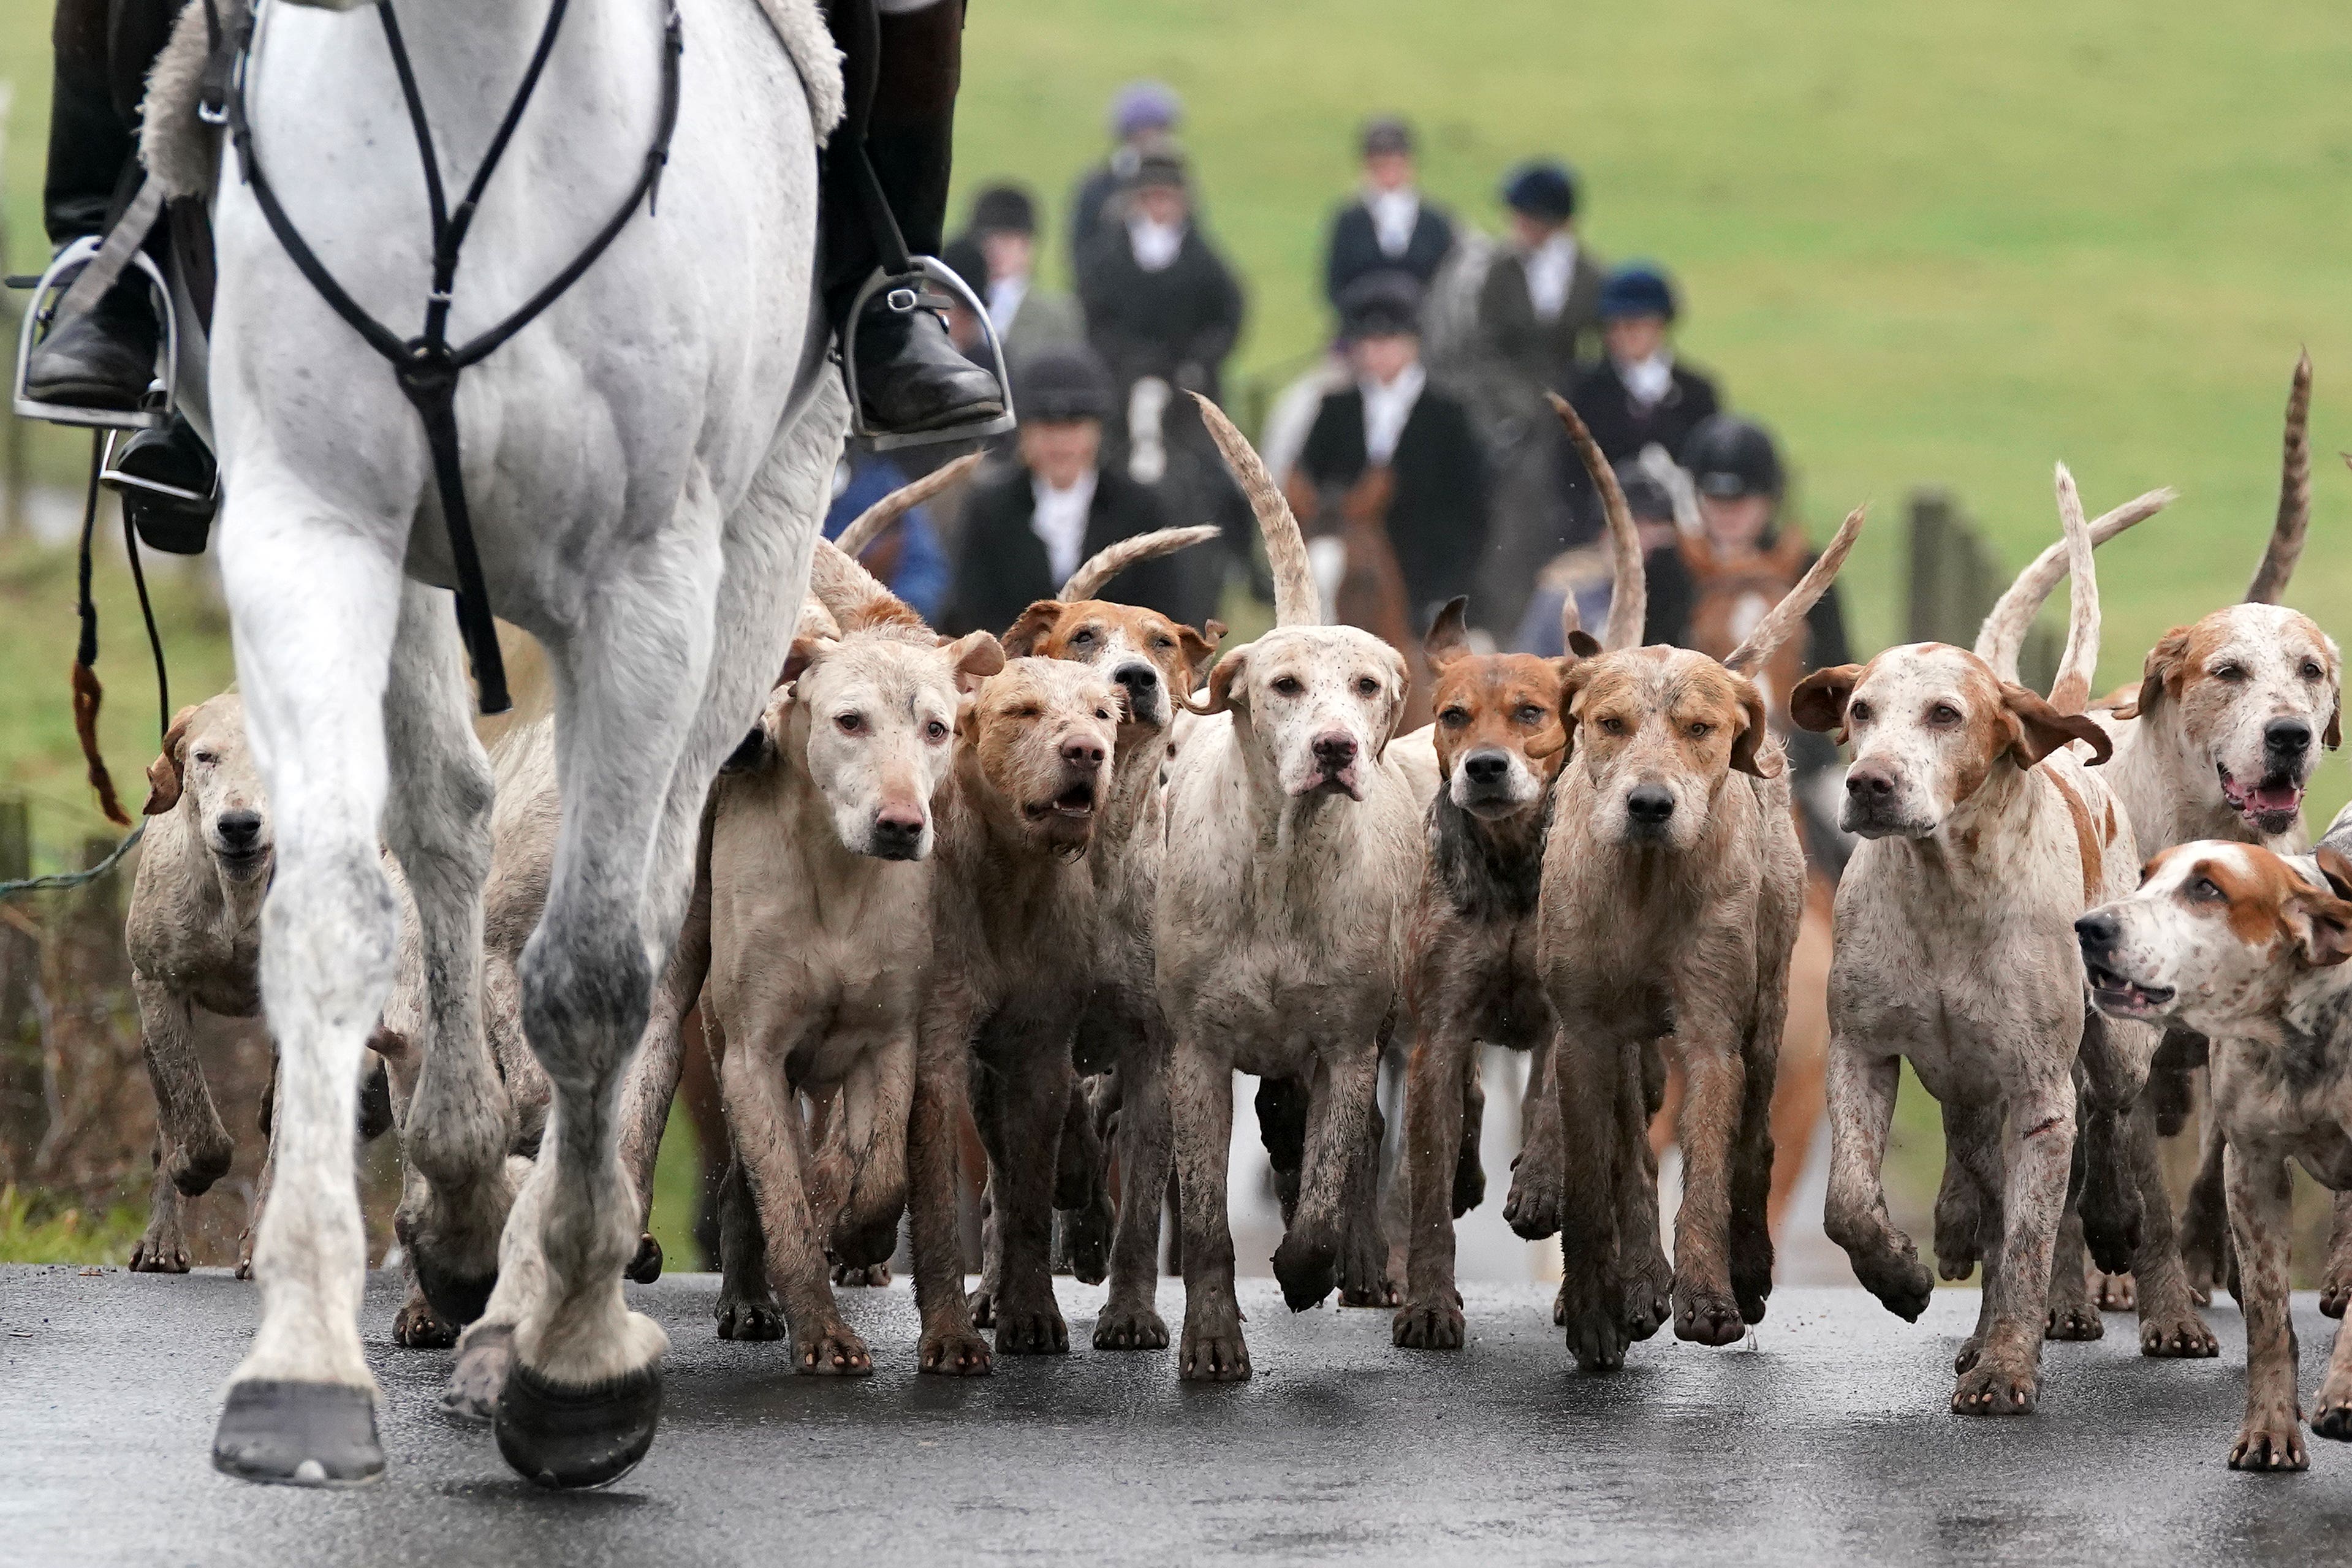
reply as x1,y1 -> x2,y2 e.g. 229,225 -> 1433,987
2189,877 -> 2225,903
192,749 -> 217,765
1070,629 -> 1096,648
1153,635 -> 1175,651
1686,721 -> 1714,739
1356,677 -> 1381,697
1598,716 -> 1626,735
1440,706 -> 1470,729
835,714 -> 863,734
1514,705 -> 1545,725
2301,659 -> 2326,681
1014,705 -> 1042,719
925,719 -> 949,742
1848,702 -> 1872,724
2215,664 -> 2248,683
1096,709 -> 1113,722
1928,703 -> 1961,726
1272,676 -> 1304,697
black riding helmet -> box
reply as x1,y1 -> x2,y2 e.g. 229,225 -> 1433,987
1681,414 -> 1783,502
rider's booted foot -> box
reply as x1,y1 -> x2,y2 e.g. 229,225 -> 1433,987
852,291 -> 1003,434
23,294 -> 158,412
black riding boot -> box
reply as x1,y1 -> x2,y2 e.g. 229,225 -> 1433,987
822,0 -> 1003,436
24,0 -> 179,412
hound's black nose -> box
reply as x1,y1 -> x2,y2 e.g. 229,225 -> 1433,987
1113,662 -> 1159,693
216,810 -> 264,852
1845,763 -> 1897,801
1463,750 -> 1510,786
2074,911 -> 2120,951
2266,717 -> 2313,757
1626,784 -> 1675,826
870,807 -> 925,859
1312,733 -> 1359,770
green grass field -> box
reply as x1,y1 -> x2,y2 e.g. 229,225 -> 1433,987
2,0 -> 2347,1265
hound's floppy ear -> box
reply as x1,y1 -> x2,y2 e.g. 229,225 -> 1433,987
142,703 -> 201,816
2001,682 -> 2113,768
778,635 -> 831,688
1547,660 -> 1599,762
2326,692 -> 2342,752
1423,596 -> 1473,672
1193,648 -> 1250,716
1729,679 -> 1783,778
2287,858 -> 2352,967
1177,620 -> 1225,686
1375,645 -> 1410,759
1002,601 -> 1064,659
1789,664 -> 1862,738
944,631 -> 1006,694
2318,846 -> 2352,902
2136,626 -> 2193,724
1564,629 -> 1602,661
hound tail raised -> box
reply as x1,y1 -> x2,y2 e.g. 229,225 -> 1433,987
808,539 -> 929,637
830,452 -> 985,562
2048,464 -> 2101,715
1061,525 -> 1223,602
1723,506 -> 1867,678
1549,393 -> 1646,652
1972,487 -> 2173,683
2246,350 -> 2312,605
1195,393 -> 1321,629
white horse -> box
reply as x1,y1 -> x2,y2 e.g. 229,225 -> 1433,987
178,0 -> 844,1488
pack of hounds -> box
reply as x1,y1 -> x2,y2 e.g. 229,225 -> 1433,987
124,362 -> 2349,1475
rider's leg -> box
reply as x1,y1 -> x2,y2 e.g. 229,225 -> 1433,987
821,0 -> 1004,436
25,0 -> 159,409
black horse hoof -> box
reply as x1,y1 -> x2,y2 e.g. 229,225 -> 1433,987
626,1233 -> 663,1284
211,1380 -> 385,1487
412,1255 -> 497,1328
494,1358 -> 662,1489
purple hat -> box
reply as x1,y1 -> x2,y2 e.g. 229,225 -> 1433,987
1110,80 -> 1182,141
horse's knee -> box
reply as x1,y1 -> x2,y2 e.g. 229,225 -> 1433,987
520,916 -> 654,1081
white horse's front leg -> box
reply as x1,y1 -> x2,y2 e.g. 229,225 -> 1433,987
381,583 -> 512,1330
208,476 -> 406,1487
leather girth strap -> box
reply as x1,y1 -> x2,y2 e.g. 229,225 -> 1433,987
224,0 -> 686,714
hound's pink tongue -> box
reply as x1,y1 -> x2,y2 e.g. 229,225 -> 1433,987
2246,781 -> 2302,812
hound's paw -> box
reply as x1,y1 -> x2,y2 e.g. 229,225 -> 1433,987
1672,1284 -> 1746,1347
832,1262 -> 892,1288
2045,1301 -> 2104,1342
169,1136 -> 234,1198
2230,1412 -> 2308,1471
1851,1243 -> 1934,1324
2179,1212 -> 2231,1302
1954,1336 -> 1982,1376
1270,1233 -> 1338,1312
993,1302 -> 1071,1356
1338,1273 -> 1399,1309
2321,1268 -> 2352,1321
1392,1300 -> 1465,1349
1563,1300 -> 1629,1374
439,1325 -> 513,1425
2093,1271 -> 2137,1312
130,1232 -> 191,1274
393,1292 -> 460,1349
624,1233 -> 663,1285
966,1286 -> 996,1329
2310,1398 -> 2352,1442
1057,1197 -> 1113,1287
715,1294 -> 786,1341
2139,1311 -> 2219,1359
917,1327 -> 992,1376
1553,1281 -> 1567,1327
1092,1303 -> 1169,1351
1451,1151 -> 1487,1219
1621,1251 -> 1675,1343
1502,1170 -> 1563,1241
1178,1312 -> 1252,1382
1951,1355 -> 2039,1416
795,1327 -> 874,1376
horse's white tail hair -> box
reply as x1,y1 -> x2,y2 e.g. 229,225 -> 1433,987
2047,464 -> 2101,715
832,452 -> 985,562
1195,393 -> 1321,628
1061,525 -> 1223,602
1972,487 -> 2173,683
1549,393 -> 1645,652
1723,506 -> 1867,677
2246,349 -> 2312,604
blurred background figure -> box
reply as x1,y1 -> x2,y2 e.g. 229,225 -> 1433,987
943,182 -> 1084,373
1077,145 -> 1246,423
1286,271 -> 1487,668
1068,79 -> 1184,271
1324,116 -> 1456,308
824,452 -> 953,626
942,344 -> 1201,635
1566,263 -> 1721,472
1512,460 -> 1679,656
1476,159 -> 1604,392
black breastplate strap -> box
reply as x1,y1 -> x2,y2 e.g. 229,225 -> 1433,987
226,0 -> 685,714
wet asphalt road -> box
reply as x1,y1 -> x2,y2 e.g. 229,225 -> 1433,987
5,1265 -> 2350,1567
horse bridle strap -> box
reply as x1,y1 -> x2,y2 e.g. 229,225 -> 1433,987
226,0 -> 686,714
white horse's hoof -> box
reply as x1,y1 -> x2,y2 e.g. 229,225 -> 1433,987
494,1358 -> 662,1489
211,1380 -> 385,1487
